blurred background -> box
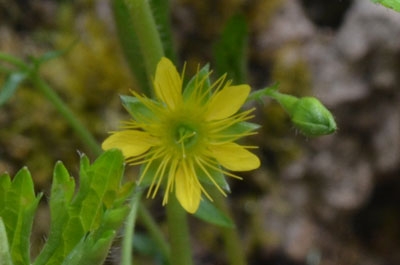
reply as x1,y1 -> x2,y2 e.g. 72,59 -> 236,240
1,0 -> 400,264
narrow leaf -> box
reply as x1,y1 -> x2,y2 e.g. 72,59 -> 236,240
194,199 -> 234,228
34,40 -> 78,65
149,0 -> 177,62
112,0 -> 151,95
214,14 -> 248,84
0,72 -> 27,107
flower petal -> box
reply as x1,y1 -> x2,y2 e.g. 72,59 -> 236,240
102,130 -> 157,158
175,163 -> 201,213
205,84 -> 250,121
154,57 -> 182,110
209,142 -> 260,171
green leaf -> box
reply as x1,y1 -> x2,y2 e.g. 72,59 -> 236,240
214,14 -> 248,84
371,0 -> 400,11
0,72 -> 27,107
34,149 -> 129,265
0,217 -> 13,265
120,95 -> 158,123
0,168 -> 42,265
34,40 -> 78,66
194,199 -> 234,228
183,64 -> 211,102
112,0 -> 151,96
149,0 -> 177,62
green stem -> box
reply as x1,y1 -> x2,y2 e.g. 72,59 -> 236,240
125,0 -> 164,83
212,191 -> 247,265
166,194 -> 193,265
122,188 -> 144,265
138,204 -> 170,262
30,74 -> 102,156
0,52 -> 28,70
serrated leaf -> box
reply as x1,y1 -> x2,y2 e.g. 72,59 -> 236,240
0,168 -> 42,265
35,150 -> 129,265
183,64 -> 211,102
194,199 -> 234,228
0,72 -> 27,107
149,0 -> 177,62
214,14 -> 248,84
33,162 -> 75,265
120,95 -> 157,123
0,217 -> 13,265
371,0 -> 400,11
112,0 -> 151,95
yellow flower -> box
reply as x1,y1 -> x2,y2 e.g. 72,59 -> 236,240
102,57 -> 260,213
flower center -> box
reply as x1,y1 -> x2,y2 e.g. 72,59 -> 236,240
175,124 -> 198,149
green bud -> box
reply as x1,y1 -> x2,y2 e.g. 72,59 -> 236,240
290,97 -> 336,137
262,87 -> 337,137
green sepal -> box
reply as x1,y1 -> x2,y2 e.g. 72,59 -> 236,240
0,72 -> 27,107
196,165 -> 230,193
194,199 -> 234,228
138,159 -> 165,187
216,121 -> 260,142
120,95 -> 157,123
183,64 -> 211,102
0,217 -> 13,265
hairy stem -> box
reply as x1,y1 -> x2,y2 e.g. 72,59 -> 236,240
122,188 -> 144,265
166,194 -> 193,265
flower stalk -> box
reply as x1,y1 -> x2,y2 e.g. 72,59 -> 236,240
166,194 -> 194,265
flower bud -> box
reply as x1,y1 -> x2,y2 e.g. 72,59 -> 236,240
290,97 -> 336,137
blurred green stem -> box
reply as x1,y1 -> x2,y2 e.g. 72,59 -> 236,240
122,188 -> 144,265
138,204 -> 170,262
0,52 -> 28,70
31,74 -> 103,155
212,190 -> 248,265
125,0 -> 164,85
166,194 -> 193,265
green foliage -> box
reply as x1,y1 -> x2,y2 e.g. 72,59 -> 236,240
214,14 -> 248,84
0,169 -> 42,265
149,0 -> 177,62
0,72 -> 27,107
371,0 -> 400,11
0,150 -> 133,265
112,0 -> 151,95
0,218 -> 14,265
194,199 -> 234,228
121,95 -> 157,123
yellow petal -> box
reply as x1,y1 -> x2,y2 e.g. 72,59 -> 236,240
205,84 -> 250,121
154,57 -> 182,110
209,142 -> 260,171
175,163 -> 201,213
102,130 -> 157,158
